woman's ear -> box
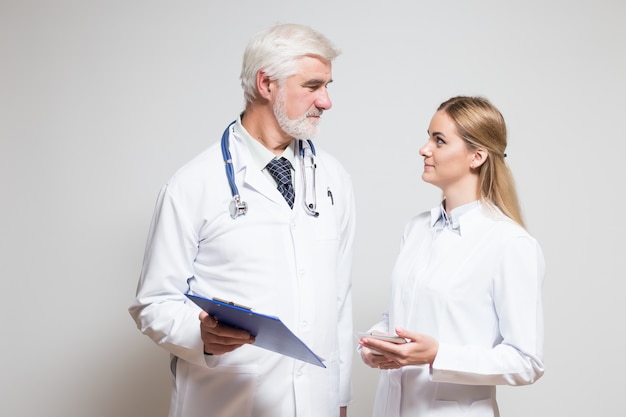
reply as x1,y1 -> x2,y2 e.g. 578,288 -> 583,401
471,148 -> 489,169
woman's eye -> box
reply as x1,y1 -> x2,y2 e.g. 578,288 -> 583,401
436,136 -> 445,145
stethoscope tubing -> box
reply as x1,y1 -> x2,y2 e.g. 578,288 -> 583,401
221,121 -> 239,199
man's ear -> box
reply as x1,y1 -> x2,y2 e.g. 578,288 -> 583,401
256,70 -> 273,100
471,148 -> 489,169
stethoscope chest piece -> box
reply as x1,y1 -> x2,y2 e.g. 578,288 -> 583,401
229,195 -> 248,219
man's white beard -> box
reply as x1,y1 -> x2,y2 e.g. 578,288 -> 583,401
273,88 -> 321,140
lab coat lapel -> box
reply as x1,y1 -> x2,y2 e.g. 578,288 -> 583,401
229,131 -> 291,207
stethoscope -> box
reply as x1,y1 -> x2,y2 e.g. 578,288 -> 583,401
221,121 -> 319,219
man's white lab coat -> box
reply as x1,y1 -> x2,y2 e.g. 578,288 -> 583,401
129,121 -> 355,417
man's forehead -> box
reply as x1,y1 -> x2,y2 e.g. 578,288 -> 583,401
292,56 -> 332,82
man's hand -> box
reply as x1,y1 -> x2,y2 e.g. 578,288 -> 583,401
199,311 -> 255,355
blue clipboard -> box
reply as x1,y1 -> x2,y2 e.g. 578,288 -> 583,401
185,294 -> 326,368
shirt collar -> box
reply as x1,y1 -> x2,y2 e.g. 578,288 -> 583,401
430,200 -> 481,235
234,116 -> 296,172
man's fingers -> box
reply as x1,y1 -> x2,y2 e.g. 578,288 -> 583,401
199,316 -> 254,341
199,311 -> 218,328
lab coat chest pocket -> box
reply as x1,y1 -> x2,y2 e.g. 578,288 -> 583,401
311,185 -> 339,241
315,212 -> 339,241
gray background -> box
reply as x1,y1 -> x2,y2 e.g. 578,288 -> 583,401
1,0 -> 624,416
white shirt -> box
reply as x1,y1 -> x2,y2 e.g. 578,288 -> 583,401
129,118 -> 356,417
234,120 -> 296,185
371,201 -> 545,417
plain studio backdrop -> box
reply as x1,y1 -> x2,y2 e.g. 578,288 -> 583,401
1,1 -> 624,416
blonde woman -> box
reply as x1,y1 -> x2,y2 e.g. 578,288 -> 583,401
359,96 -> 545,417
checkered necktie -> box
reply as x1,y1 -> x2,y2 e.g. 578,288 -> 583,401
266,157 -> 295,209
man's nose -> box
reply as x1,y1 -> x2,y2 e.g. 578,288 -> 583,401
315,88 -> 332,110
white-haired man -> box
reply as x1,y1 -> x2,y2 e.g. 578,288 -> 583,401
130,23 -> 355,417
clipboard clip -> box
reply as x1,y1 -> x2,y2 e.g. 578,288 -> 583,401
212,297 -> 252,311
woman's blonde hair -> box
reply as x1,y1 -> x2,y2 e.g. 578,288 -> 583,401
438,96 -> 525,228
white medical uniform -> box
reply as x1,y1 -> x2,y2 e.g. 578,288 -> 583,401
129,118 -> 355,417
370,201 -> 544,417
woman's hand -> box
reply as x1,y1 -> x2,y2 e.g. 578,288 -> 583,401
358,330 -> 403,370
359,327 -> 439,368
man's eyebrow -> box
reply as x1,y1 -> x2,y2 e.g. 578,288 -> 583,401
303,78 -> 333,86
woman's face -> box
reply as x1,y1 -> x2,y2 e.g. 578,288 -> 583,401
419,110 -> 476,192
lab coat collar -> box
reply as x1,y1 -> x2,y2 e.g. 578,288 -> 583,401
430,200 -> 481,235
